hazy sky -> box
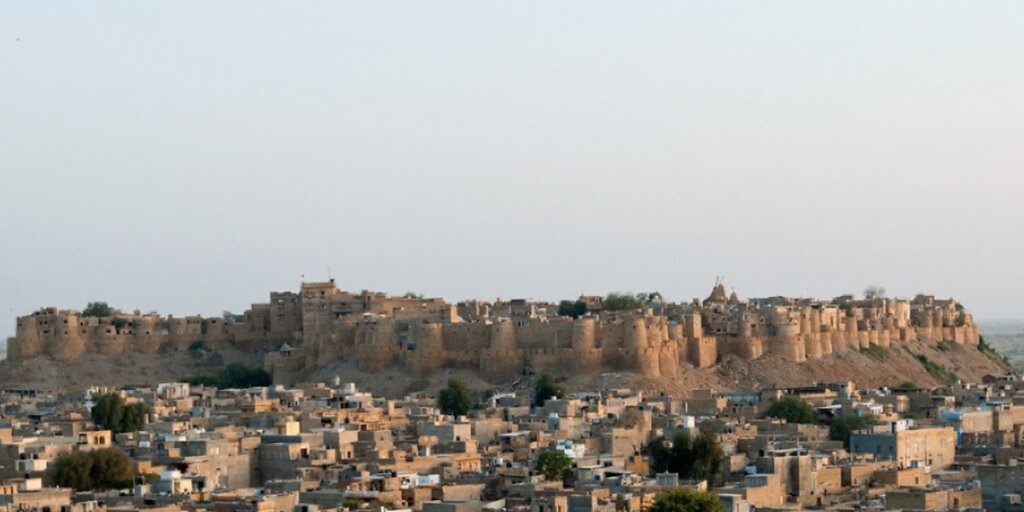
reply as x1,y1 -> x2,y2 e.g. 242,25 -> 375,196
2,2 -> 1023,340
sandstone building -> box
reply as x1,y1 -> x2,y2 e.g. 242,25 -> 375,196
5,281 -> 981,385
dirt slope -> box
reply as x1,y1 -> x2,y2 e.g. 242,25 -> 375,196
0,340 -> 1009,397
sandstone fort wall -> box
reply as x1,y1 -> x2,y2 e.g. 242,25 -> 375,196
6,282 -> 982,385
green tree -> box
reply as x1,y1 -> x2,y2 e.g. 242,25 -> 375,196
89,448 -> 134,489
533,373 -> 565,407
603,293 -> 642,311
765,395 -> 819,424
438,377 -> 473,417
90,393 -> 150,434
557,300 -> 587,319
82,302 -> 116,317
863,286 -> 886,300
895,381 -> 919,390
839,302 -> 855,318
91,394 -> 125,432
647,430 -> 724,484
649,488 -> 726,512
536,450 -> 572,482
48,448 -> 134,491
48,451 -> 93,490
186,374 -> 219,387
829,414 -> 877,449
119,402 -> 149,433
218,363 -> 272,388
185,363 -> 271,389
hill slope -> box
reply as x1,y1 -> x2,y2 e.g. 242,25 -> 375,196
0,338 -> 1009,396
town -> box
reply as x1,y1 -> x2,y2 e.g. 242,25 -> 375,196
2,282 -> 1015,511
3,371 -> 1024,512
7,1 -> 1020,511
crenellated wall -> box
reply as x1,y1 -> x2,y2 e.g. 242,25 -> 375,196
6,284 -> 983,387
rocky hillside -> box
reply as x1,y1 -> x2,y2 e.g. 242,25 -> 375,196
0,337 -> 1011,397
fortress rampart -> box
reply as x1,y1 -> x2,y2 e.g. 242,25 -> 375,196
5,280 -> 981,385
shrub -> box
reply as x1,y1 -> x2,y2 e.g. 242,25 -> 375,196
187,341 -> 209,352
978,336 -> 1015,369
859,345 -> 888,360
915,355 -> 958,384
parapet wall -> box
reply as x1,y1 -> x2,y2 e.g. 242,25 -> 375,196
7,289 -> 983,387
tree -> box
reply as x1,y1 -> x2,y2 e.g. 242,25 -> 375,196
218,363 -> 272,388
187,374 -> 219,387
895,380 -> 919,390
829,414 -> 877,449
91,394 -> 123,432
90,393 -> 150,434
438,377 -> 473,417
536,450 -> 572,482
689,430 -> 724,483
48,451 -> 93,490
603,293 -> 642,311
120,402 -> 149,433
839,302 -> 855,318
557,300 -> 587,319
48,448 -> 134,491
187,363 -> 272,389
864,286 -> 886,300
88,448 -> 134,489
649,488 -> 726,512
765,395 -> 819,424
81,302 -> 116,317
647,430 -> 724,484
533,373 -> 565,407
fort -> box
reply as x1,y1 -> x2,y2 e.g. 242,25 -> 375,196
5,280 -> 981,386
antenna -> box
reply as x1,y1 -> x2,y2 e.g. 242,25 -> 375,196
327,266 -> 333,281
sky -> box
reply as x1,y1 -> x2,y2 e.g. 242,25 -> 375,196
2,2 -> 1023,340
